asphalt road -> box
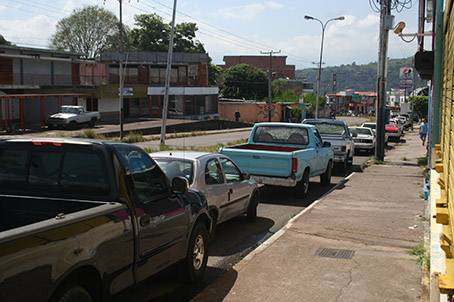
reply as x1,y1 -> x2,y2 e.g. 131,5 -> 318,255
111,158 -> 367,302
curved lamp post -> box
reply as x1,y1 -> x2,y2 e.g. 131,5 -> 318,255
304,15 -> 344,119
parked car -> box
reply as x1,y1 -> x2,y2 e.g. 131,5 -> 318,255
0,138 -> 212,302
390,120 -> 403,136
150,151 -> 260,237
302,119 -> 355,171
361,122 -> 390,145
386,123 -> 401,141
389,118 -> 404,135
219,122 -> 334,198
45,105 -> 101,129
349,127 -> 376,154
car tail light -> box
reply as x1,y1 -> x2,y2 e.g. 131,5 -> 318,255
31,141 -> 62,146
341,146 -> 346,152
292,158 -> 298,173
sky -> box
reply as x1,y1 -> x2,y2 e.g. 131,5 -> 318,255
0,0 -> 429,69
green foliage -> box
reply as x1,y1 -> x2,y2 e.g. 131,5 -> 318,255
303,92 -> 326,113
409,245 -> 430,270
75,129 -> 104,139
409,95 -> 429,119
208,62 -> 222,86
272,79 -> 301,102
49,5 -> 119,58
418,156 -> 428,167
128,14 -> 205,53
296,57 -> 428,93
0,35 -> 12,46
121,132 -> 145,143
220,64 -> 268,100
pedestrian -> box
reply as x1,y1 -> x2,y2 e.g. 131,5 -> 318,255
419,118 -> 428,146
332,110 -> 336,120
234,108 -> 241,122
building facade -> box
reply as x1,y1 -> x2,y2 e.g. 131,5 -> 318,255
326,89 -> 376,115
0,46 -> 219,130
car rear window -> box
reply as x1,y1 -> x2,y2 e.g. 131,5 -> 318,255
0,143 -> 110,197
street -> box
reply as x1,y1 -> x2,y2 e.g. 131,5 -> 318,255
112,126 -> 372,302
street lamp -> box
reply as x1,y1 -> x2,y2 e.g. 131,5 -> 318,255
304,15 -> 344,119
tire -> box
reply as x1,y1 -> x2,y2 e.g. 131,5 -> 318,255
246,192 -> 259,222
48,124 -> 55,130
347,152 -> 353,166
295,169 -> 309,198
320,161 -> 332,186
89,118 -> 96,128
179,222 -> 209,283
69,121 -> 77,130
51,284 -> 92,302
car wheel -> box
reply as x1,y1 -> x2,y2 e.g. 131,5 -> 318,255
89,118 -> 96,128
320,160 -> 332,186
51,284 -> 92,302
347,152 -> 353,166
246,192 -> 259,222
69,121 -> 77,130
178,222 -> 209,283
295,170 -> 309,198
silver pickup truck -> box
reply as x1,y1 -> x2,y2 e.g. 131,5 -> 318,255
302,119 -> 355,172
45,105 -> 101,129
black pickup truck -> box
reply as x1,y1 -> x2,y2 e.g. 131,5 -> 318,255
0,138 -> 212,302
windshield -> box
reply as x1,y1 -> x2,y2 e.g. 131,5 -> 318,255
362,123 -> 376,129
153,158 -> 194,185
253,126 -> 309,145
306,123 -> 345,135
350,128 -> 372,135
61,107 -> 78,114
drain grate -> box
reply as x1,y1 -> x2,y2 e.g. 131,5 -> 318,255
315,248 -> 355,259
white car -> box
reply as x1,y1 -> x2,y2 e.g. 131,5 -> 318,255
361,122 -> 389,145
150,151 -> 260,238
349,127 -> 376,154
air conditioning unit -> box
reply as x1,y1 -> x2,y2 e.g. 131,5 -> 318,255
414,51 -> 434,80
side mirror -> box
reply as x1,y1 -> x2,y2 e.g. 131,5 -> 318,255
323,141 -> 331,148
241,172 -> 250,180
172,176 -> 189,194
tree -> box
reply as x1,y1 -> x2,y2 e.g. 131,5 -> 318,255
49,6 -> 120,58
0,35 -> 12,46
303,92 -> 326,115
409,95 -> 429,118
129,14 -> 205,53
220,64 -> 268,100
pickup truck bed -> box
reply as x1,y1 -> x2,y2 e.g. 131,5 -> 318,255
0,195 -> 120,233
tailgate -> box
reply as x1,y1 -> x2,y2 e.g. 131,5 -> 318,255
220,148 -> 294,177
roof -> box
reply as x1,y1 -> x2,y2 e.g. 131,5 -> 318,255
150,151 -> 213,161
302,119 -> 347,126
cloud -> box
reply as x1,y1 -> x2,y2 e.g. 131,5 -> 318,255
212,2 -> 283,20
0,14 -> 56,47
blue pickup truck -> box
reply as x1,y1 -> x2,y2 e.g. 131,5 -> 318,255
219,123 -> 334,198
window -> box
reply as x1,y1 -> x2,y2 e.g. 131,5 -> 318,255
219,158 -> 241,182
0,146 -> 28,189
116,149 -> 168,202
205,159 -> 224,185
0,145 -> 110,196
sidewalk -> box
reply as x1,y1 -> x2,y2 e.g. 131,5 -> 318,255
192,130 -> 428,302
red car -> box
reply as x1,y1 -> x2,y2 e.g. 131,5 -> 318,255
385,123 -> 401,142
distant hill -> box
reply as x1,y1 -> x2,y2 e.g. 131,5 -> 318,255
295,57 -> 428,94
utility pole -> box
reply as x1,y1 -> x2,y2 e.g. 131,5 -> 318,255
261,50 -> 280,122
375,0 -> 392,161
118,0 -> 124,140
160,0 -> 177,147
